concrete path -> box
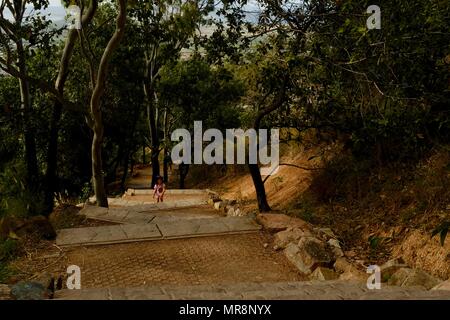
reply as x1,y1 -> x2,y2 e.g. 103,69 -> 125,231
55,281 -> 450,300
51,170 -> 450,300
56,216 -> 261,247
79,204 -> 217,224
58,188 -> 262,247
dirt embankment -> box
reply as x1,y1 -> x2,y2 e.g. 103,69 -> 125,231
200,141 -> 450,280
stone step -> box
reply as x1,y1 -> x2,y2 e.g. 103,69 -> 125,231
86,198 -> 209,209
56,216 -> 261,247
80,204 -> 217,224
54,280 -> 450,300
126,189 -> 212,195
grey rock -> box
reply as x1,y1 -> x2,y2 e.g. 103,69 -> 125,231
431,279 -> 450,291
274,228 -> 306,249
10,282 -> 51,300
309,267 -> 339,281
334,257 -> 367,283
284,237 -> 334,274
380,257 -> 408,282
388,268 -> 442,290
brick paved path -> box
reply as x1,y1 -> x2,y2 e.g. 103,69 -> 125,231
52,184 -> 450,300
59,233 -> 304,288
55,281 -> 450,300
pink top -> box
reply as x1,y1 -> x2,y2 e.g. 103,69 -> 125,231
154,183 -> 165,196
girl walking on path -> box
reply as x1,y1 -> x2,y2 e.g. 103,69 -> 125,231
153,176 -> 166,202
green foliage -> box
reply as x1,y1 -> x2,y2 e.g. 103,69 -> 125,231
159,56 -> 244,131
0,262 -> 16,283
0,239 -> 19,262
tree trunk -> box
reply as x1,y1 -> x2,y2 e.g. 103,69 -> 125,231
19,77 -> 38,192
44,2 -> 98,215
145,79 -> 160,186
88,0 -> 127,207
163,157 -> 168,183
249,163 -> 271,212
43,100 -> 62,214
248,78 -> 287,212
179,163 -> 189,189
148,101 -> 160,186
17,40 -> 39,206
163,108 -> 169,183
120,149 -> 131,191
91,128 -> 108,207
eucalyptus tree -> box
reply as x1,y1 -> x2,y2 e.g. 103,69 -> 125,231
237,0 -> 331,211
130,0 -> 212,186
0,0 -> 46,196
75,0 -> 128,207
0,0 -> 61,213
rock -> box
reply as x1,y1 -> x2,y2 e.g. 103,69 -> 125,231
317,228 -> 337,240
256,214 -> 310,233
327,238 -> 340,247
334,257 -> 355,273
309,267 -> 339,281
332,247 -> 344,258
10,282 -> 51,300
431,279 -> 450,291
338,270 -> 367,283
327,238 -> 344,257
234,208 -> 242,216
14,216 -> 56,240
227,207 -> 235,216
274,228 -> 306,249
388,268 -> 442,290
49,205 -> 82,229
380,257 -> 408,282
263,243 -> 268,248
1,215 -> 56,241
334,257 -> 367,282
213,201 -> 222,210
0,284 -> 11,300
284,237 -> 334,274
34,272 -> 55,298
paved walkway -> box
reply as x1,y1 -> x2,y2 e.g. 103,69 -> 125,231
54,233 -> 303,288
55,281 -> 450,300
52,176 -> 450,300
56,216 -> 260,246
58,189 -> 261,247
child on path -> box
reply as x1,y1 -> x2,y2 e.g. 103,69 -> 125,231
153,176 -> 166,203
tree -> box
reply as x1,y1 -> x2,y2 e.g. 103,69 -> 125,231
130,0 -> 211,186
158,56 -> 243,188
77,0 -> 128,207
43,0 -> 98,214
0,0 -> 58,214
